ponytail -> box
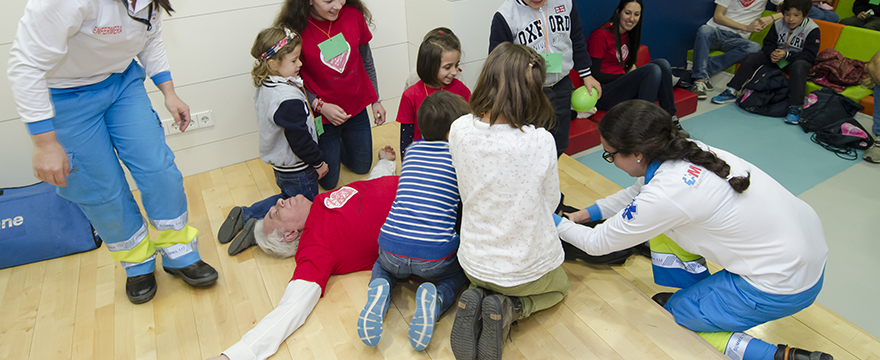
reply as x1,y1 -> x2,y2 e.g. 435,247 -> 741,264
599,100 -> 750,193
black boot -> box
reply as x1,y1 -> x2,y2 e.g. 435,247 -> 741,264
477,295 -> 522,360
217,206 -> 244,244
163,260 -> 218,287
774,344 -> 833,360
126,273 -> 157,304
652,292 -> 674,307
451,288 -> 487,360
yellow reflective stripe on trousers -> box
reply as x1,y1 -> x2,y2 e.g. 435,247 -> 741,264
698,331 -> 752,360
107,226 -> 157,263
153,225 -> 199,259
649,234 -> 702,262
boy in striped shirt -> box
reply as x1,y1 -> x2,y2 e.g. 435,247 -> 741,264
357,91 -> 470,351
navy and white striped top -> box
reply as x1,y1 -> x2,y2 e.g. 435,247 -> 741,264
377,141 -> 460,261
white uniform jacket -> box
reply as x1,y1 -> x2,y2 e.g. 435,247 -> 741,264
8,0 -> 171,123
557,142 -> 827,295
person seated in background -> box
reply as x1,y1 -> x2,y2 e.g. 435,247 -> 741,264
690,0 -> 784,99
839,0 -> 880,30
207,147 -> 398,360
806,0 -> 839,23
712,0 -> 820,125
863,49 -> 880,163
587,0 -> 685,134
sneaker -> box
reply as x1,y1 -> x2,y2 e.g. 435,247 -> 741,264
711,89 -> 737,104
774,344 -> 833,360
357,278 -> 391,347
672,115 -> 690,138
704,79 -> 714,91
477,295 -> 522,360
408,283 -> 439,351
864,139 -> 880,163
784,105 -> 801,125
451,288 -> 486,360
692,81 -> 709,100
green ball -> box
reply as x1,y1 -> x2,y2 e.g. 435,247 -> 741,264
571,86 -> 598,112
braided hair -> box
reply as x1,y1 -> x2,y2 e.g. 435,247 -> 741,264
599,100 -> 750,193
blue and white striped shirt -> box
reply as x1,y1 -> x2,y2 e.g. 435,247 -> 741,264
377,141 -> 460,261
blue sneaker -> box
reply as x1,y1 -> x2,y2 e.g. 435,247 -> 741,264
784,106 -> 801,125
358,278 -> 391,347
408,282 -> 439,351
711,89 -> 737,104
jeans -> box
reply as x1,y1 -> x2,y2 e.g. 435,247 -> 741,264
808,6 -> 840,23
543,77 -> 573,157
728,52 -> 811,107
596,59 -> 677,117
318,109 -> 373,190
692,25 -> 762,80
241,167 -> 320,222
370,249 -> 467,315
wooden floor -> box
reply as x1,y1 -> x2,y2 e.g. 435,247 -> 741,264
2,122 -> 879,360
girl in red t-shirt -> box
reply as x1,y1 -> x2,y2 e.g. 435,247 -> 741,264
587,0 -> 681,127
275,0 -> 385,189
398,28 -> 471,158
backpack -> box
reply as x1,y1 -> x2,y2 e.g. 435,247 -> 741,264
809,48 -> 869,93
736,65 -> 790,117
799,87 -> 865,133
811,119 -> 874,160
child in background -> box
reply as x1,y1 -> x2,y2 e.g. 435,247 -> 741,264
448,43 -> 568,360
489,0 -> 601,157
275,0 -> 386,190
588,0 -> 685,133
398,28 -> 471,157
218,27 -> 329,256
712,0 -> 820,125
357,91 -> 470,351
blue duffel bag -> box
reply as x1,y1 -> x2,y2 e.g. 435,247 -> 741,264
0,182 -> 102,269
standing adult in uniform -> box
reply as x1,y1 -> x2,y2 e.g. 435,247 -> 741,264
7,0 -> 218,304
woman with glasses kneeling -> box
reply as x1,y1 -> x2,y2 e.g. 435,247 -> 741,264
558,99 -> 832,360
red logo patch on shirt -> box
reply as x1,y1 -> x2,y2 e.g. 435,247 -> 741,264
739,0 -> 756,7
324,186 -> 358,209
554,5 -> 565,13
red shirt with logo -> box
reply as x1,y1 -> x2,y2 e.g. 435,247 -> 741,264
291,176 -> 398,294
301,5 -> 378,122
396,79 -> 471,141
587,23 -> 629,76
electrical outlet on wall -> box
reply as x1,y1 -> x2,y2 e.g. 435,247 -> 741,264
193,110 -> 214,128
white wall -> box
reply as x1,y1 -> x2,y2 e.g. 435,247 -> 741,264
0,0 -> 502,188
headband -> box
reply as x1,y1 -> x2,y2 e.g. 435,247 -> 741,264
259,28 -> 298,62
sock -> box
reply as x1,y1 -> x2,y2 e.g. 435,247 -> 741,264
727,87 -> 737,94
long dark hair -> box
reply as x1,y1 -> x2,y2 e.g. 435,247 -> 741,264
606,0 -> 643,70
599,100 -> 751,193
275,0 -> 373,35
153,0 -> 174,14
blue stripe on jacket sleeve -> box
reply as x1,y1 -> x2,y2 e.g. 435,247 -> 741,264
26,119 -> 55,135
151,71 -> 172,86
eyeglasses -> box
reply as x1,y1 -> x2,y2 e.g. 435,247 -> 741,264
122,0 -> 153,31
602,150 -> 618,163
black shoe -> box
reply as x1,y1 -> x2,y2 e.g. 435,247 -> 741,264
217,206 -> 244,244
652,292 -> 674,307
451,288 -> 486,360
126,273 -> 157,304
555,193 -> 580,217
672,116 -> 690,138
562,240 -> 633,265
634,241 -> 652,258
478,295 -> 520,360
774,344 -> 833,360
228,218 -> 257,256
163,260 -> 218,287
